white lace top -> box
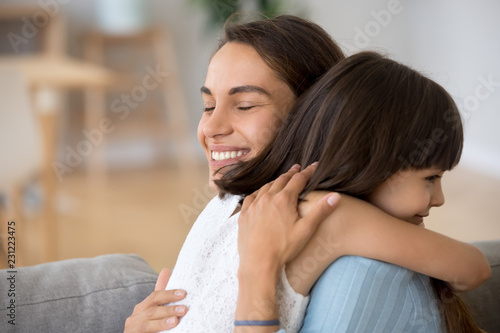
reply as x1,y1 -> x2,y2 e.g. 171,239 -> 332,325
163,194 -> 309,333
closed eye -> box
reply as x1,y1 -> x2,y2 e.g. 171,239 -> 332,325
204,107 -> 215,112
237,106 -> 255,111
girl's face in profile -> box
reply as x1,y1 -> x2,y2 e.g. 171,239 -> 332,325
367,168 -> 446,227
197,42 -> 296,189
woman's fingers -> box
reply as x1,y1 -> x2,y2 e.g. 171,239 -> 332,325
251,164 -> 303,203
294,193 -> 340,241
125,299 -> 188,333
155,268 -> 172,291
125,308 -> 185,333
241,192 -> 257,214
133,289 -> 186,313
125,270 -> 188,332
143,304 -> 188,321
267,164 -> 301,193
246,163 -> 318,215
137,316 -> 180,333
282,163 -> 318,197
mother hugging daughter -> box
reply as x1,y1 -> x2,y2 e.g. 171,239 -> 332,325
129,15 -> 490,333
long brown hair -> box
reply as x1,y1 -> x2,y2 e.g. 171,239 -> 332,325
217,52 -> 484,332
217,15 -> 345,97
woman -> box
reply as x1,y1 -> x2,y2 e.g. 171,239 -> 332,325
230,52 -> 488,332
124,14 -> 344,332
125,16 -> 489,333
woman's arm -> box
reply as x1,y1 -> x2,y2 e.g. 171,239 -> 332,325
235,264 -> 281,333
235,164 -> 339,333
287,192 -> 491,295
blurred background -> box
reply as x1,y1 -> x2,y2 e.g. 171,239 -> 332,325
0,0 -> 499,272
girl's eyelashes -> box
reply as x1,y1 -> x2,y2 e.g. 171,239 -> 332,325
425,174 -> 442,183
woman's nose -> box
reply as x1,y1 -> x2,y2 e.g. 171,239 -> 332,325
202,107 -> 233,138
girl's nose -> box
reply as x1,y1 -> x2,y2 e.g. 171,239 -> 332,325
431,181 -> 445,207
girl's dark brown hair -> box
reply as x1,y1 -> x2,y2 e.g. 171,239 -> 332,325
217,51 -> 464,197
218,14 -> 345,97
217,51 -> 484,332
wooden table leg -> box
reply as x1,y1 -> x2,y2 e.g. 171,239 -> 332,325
39,111 -> 58,263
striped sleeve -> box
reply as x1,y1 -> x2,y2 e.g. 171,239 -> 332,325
299,256 -> 445,333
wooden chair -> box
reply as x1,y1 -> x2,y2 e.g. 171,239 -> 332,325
0,70 -> 43,268
83,28 -> 196,177
0,7 -> 116,263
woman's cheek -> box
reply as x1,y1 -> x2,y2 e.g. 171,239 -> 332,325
254,115 -> 285,151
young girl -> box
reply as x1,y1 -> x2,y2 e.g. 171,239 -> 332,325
226,52 -> 489,332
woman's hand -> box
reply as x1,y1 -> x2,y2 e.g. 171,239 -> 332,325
238,163 -> 340,277
124,268 -> 188,333
234,164 -> 339,332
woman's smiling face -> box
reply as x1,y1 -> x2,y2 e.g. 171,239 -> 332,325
198,42 -> 296,189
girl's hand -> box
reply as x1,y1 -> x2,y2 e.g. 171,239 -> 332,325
237,164 -> 340,279
124,268 -> 188,332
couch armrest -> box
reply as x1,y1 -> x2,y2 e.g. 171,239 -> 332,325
0,254 -> 158,333
462,240 -> 500,333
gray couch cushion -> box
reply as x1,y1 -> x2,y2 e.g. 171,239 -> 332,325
463,240 -> 500,333
0,254 -> 158,333
0,241 -> 497,333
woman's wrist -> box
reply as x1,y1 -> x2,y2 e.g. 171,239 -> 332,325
238,258 -> 282,283
236,265 -> 281,321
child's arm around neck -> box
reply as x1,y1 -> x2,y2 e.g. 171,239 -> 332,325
286,192 -> 491,296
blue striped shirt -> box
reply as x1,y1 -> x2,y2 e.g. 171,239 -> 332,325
300,256 -> 445,332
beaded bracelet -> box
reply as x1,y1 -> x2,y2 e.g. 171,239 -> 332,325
234,319 -> 280,326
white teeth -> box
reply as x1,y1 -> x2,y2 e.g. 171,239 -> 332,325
212,150 -> 247,161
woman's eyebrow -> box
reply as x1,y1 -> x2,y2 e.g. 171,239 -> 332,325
200,86 -> 212,95
200,85 -> 271,97
228,85 -> 270,96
